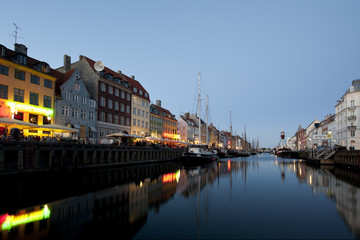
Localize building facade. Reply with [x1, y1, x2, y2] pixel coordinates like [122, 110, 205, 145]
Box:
[54, 68, 97, 142]
[149, 100, 178, 140]
[57, 55, 132, 142]
[0, 43, 56, 137]
[177, 113, 196, 144]
[335, 80, 360, 149]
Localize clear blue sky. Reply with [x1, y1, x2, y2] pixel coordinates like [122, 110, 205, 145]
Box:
[1, 0, 360, 148]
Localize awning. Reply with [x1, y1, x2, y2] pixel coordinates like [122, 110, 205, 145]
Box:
[34, 124, 79, 133]
[107, 132, 144, 139]
[89, 126, 97, 132]
[0, 117, 38, 129]
[73, 124, 80, 129]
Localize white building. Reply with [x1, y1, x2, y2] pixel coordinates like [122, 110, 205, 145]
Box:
[335, 79, 360, 149]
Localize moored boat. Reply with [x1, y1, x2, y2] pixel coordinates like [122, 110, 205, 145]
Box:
[182, 144, 218, 165]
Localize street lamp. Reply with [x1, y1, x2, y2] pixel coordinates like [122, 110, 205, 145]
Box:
[328, 130, 332, 148]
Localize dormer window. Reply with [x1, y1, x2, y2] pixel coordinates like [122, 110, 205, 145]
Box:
[35, 62, 50, 73]
[145, 92, 148, 98]
[17, 54, 27, 65]
[133, 87, 137, 93]
[139, 90, 143, 95]
[113, 77, 121, 84]
[104, 73, 113, 80]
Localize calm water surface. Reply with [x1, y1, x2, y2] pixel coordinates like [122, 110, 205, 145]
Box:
[0, 153, 359, 239]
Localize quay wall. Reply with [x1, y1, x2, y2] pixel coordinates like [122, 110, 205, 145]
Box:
[0, 141, 185, 174]
[334, 150, 360, 169]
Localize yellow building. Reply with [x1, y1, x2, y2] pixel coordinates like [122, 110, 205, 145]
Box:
[0, 44, 56, 137]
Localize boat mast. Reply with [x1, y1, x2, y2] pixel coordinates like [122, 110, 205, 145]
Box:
[198, 72, 201, 145]
[230, 110, 232, 149]
[206, 95, 209, 145]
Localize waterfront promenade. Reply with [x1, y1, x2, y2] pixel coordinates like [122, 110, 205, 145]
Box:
[0, 140, 185, 174]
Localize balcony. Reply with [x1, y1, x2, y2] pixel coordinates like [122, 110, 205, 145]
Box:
[348, 115, 356, 121]
[348, 106, 356, 111]
[348, 126, 357, 131]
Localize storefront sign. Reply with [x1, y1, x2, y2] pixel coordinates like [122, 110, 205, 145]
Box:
[7, 101, 53, 116]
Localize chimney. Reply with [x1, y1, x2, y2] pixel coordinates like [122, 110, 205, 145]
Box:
[156, 100, 161, 107]
[117, 70, 122, 74]
[14, 43, 27, 55]
[64, 55, 71, 72]
[131, 75, 135, 80]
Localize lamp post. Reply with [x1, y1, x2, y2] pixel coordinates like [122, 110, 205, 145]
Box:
[328, 130, 332, 148]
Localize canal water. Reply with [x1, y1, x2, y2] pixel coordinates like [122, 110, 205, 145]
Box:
[0, 153, 359, 239]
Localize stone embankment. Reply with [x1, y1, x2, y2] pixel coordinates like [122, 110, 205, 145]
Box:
[0, 141, 185, 174]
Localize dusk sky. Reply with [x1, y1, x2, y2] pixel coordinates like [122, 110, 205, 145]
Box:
[1, 0, 360, 148]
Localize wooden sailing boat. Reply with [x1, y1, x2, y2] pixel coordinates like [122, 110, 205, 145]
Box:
[182, 73, 218, 164]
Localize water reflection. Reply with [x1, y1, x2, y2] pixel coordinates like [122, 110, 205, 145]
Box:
[0, 155, 359, 239]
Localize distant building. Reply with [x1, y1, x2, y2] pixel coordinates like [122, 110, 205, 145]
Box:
[335, 80, 360, 149]
[177, 113, 197, 144]
[150, 100, 178, 140]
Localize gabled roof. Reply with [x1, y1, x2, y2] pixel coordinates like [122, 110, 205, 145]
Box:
[53, 69, 76, 97]
[151, 104, 175, 120]
[82, 56, 150, 101]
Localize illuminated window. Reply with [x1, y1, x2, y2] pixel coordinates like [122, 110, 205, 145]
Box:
[15, 69, 25, 80]
[43, 95, 52, 108]
[44, 79, 52, 88]
[74, 83, 80, 91]
[0, 84, 8, 99]
[0, 65, 9, 76]
[30, 75, 40, 85]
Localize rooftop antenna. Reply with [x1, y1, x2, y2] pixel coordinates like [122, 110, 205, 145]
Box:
[10, 23, 23, 44]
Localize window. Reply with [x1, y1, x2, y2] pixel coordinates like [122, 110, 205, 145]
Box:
[100, 82, 106, 92]
[121, 103, 125, 112]
[72, 108, 78, 118]
[145, 92, 148, 98]
[89, 112, 95, 120]
[89, 99, 96, 107]
[133, 87, 137, 93]
[351, 100, 355, 107]
[108, 113, 112, 123]
[81, 110, 86, 119]
[146, 102, 149, 107]
[142, 121, 144, 127]
[139, 90, 143, 95]
[114, 115, 119, 124]
[126, 93, 130, 101]
[0, 65, 9, 76]
[137, 109, 141, 115]
[82, 97, 87, 104]
[120, 116, 124, 125]
[351, 131, 355, 137]
[100, 128, 105, 137]
[142, 110, 145, 117]
[14, 88, 24, 102]
[0, 84, 8, 99]
[108, 86, 113, 94]
[115, 88, 119, 97]
[114, 101, 119, 110]
[126, 118, 130, 126]
[15, 69, 25, 80]
[133, 118, 136, 126]
[133, 107, 137, 114]
[137, 120, 140, 126]
[121, 91, 125, 99]
[146, 111, 148, 118]
[72, 94, 79, 102]
[74, 83, 80, 91]
[64, 92, 70, 100]
[126, 105, 130, 114]
[108, 99, 113, 109]
[142, 100, 145, 106]
[17, 54, 27, 65]
[100, 97, 105, 107]
[43, 95, 52, 108]
[146, 122, 148, 128]
[62, 105, 70, 116]
[30, 75, 40, 85]
[44, 79, 53, 88]
[100, 112, 105, 121]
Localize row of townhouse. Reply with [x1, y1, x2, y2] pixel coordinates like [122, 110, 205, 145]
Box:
[288, 79, 360, 150]
[0, 42, 249, 146]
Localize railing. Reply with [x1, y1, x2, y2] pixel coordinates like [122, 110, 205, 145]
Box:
[348, 115, 356, 121]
